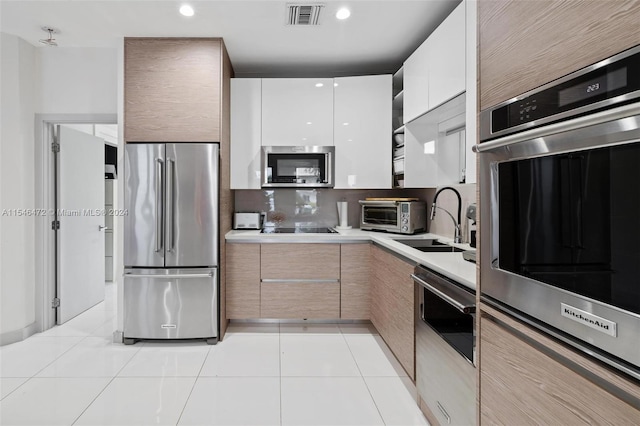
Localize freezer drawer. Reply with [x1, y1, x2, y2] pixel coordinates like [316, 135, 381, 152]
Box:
[123, 268, 218, 341]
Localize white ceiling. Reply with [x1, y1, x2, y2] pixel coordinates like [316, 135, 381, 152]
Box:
[0, 0, 461, 77]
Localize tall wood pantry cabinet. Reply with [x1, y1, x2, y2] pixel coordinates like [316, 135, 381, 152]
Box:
[123, 37, 234, 338]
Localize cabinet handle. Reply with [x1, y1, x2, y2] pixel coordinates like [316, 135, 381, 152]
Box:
[437, 401, 451, 424]
[260, 279, 339, 283]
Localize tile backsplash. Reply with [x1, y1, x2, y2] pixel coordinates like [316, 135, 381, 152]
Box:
[234, 184, 477, 241]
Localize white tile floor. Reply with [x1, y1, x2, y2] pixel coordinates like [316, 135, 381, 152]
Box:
[0, 283, 428, 426]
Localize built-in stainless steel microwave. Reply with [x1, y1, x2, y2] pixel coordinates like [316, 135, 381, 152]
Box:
[262, 146, 334, 188]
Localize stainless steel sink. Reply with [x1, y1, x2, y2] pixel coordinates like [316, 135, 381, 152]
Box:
[394, 239, 464, 253]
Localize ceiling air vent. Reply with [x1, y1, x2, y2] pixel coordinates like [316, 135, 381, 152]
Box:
[287, 4, 323, 25]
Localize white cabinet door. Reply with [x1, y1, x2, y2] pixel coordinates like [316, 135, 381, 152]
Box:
[404, 118, 438, 188]
[334, 75, 392, 189]
[403, 39, 431, 124]
[428, 2, 466, 110]
[262, 78, 334, 146]
[231, 78, 262, 189]
[403, 1, 466, 124]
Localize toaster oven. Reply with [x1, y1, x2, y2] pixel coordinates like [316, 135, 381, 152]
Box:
[359, 200, 426, 234]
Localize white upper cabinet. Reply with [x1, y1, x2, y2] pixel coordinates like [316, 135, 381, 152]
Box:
[403, 39, 431, 124]
[334, 75, 392, 189]
[230, 78, 262, 189]
[261, 78, 334, 146]
[403, 1, 466, 123]
[428, 2, 465, 109]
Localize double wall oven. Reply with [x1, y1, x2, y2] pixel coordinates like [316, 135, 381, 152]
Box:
[477, 45, 640, 379]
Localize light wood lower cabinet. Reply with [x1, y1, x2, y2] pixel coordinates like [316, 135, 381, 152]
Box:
[370, 245, 415, 379]
[261, 244, 340, 280]
[226, 244, 260, 319]
[261, 281, 340, 319]
[340, 244, 370, 319]
[480, 308, 640, 424]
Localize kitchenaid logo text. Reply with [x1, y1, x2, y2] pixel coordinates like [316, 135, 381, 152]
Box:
[561, 303, 617, 337]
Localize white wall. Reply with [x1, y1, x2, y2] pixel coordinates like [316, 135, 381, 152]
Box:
[1, 33, 119, 343]
[0, 33, 37, 340]
[37, 47, 117, 114]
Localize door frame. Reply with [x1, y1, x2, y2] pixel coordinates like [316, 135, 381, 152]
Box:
[34, 114, 117, 332]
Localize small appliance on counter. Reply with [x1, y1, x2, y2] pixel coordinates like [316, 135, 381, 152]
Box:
[359, 198, 426, 234]
[233, 212, 264, 230]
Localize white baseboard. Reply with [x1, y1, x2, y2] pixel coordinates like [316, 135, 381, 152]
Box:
[0, 322, 39, 346]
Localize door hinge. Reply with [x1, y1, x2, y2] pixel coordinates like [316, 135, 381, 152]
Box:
[51, 142, 60, 153]
[51, 220, 60, 230]
[51, 297, 60, 308]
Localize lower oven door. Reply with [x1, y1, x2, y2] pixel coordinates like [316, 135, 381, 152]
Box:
[478, 106, 640, 378]
[413, 266, 476, 425]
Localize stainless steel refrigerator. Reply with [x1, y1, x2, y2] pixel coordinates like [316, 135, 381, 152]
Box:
[123, 143, 219, 344]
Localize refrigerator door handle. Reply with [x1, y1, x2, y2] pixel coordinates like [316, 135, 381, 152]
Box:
[155, 158, 164, 253]
[167, 159, 176, 252]
[124, 272, 214, 279]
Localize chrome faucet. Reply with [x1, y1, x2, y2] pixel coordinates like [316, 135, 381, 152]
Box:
[430, 186, 462, 243]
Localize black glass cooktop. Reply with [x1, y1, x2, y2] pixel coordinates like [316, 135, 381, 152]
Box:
[261, 227, 338, 234]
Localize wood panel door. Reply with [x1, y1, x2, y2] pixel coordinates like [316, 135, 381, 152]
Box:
[226, 244, 260, 319]
[124, 38, 222, 142]
[370, 245, 415, 379]
[480, 310, 640, 424]
[479, 1, 640, 110]
[340, 244, 371, 320]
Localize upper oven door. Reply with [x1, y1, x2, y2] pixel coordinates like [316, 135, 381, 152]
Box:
[476, 105, 640, 375]
[262, 146, 334, 188]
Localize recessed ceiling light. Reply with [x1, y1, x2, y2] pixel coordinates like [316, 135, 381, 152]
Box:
[343, 122, 349, 126]
[315, 83, 324, 87]
[336, 8, 351, 20]
[179, 4, 194, 17]
[334, 82, 339, 87]
[306, 122, 313, 125]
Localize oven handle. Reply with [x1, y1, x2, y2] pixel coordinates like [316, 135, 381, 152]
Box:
[411, 273, 475, 314]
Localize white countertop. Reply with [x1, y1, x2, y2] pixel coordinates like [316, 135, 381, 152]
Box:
[226, 229, 477, 290]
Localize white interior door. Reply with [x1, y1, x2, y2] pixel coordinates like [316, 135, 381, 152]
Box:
[57, 125, 105, 324]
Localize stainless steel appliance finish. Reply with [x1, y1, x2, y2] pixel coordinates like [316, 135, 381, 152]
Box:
[261, 227, 338, 234]
[359, 200, 426, 234]
[477, 47, 640, 378]
[234, 212, 263, 230]
[124, 143, 219, 343]
[123, 268, 217, 342]
[479, 44, 640, 141]
[413, 265, 476, 425]
[262, 145, 334, 188]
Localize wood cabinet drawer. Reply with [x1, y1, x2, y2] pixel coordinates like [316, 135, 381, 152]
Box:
[480, 307, 640, 424]
[260, 281, 340, 319]
[261, 244, 340, 280]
